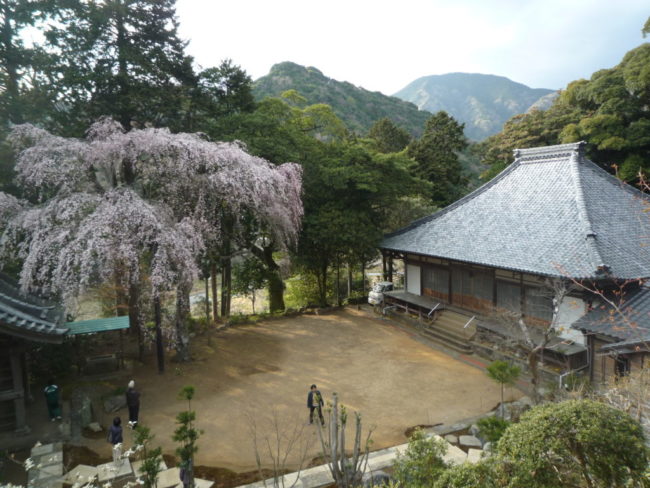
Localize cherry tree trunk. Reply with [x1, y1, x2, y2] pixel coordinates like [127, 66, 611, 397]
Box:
[221, 256, 231, 317]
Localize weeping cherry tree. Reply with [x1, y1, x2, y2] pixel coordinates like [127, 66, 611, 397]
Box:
[0, 118, 302, 365]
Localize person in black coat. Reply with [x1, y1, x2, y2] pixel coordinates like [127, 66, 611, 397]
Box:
[307, 384, 325, 425]
[107, 416, 123, 465]
[126, 380, 141, 428]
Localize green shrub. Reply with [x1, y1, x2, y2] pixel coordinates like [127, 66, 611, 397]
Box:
[497, 399, 648, 487]
[284, 274, 322, 309]
[477, 416, 510, 444]
[393, 429, 448, 487]
[433, 458, 500, 488]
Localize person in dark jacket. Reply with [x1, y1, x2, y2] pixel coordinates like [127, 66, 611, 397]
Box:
[107, 416, 123, 465]
[307, 384, 325, 425]
[43, 379, 62, 421]
[179, 459, 193, 488]
[126, 380, 141, 428]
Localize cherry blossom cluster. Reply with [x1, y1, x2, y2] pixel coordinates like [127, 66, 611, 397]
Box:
[0, 118, 303, 309]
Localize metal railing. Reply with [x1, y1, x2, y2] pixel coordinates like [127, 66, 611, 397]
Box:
[427, 303, 440, 318]
[463, 316, 476, 328]
[558, 364, 589, 389]
[382, 305, 398, 316]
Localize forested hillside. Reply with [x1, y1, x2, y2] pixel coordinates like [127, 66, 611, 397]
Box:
[253, 62, 432, 136]
[478, 42, 650, 181]
[394, 73, 555, 140]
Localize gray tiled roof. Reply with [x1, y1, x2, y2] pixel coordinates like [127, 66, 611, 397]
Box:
[573, 285, 650, 350]
[0, 274, 67, 343]
[382, 142, 650, 279]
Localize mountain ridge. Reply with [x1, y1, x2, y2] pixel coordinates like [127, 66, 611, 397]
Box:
[393, 72, 555, 140]
[253, 61, 432, 136]
[253, 62, 555, 141]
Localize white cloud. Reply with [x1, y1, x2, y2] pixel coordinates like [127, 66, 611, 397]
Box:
[176, 0, 648, 94]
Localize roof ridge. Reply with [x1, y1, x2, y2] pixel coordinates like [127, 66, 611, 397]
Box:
[569, 149, 608, 275]
[514, 142, 585, 163]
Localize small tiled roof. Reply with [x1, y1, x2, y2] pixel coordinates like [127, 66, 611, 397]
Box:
[381, 142, 650, 279]
[573, 285, 650, 351]
[0, 274, 67, 343]
[66, 315, 129, 335]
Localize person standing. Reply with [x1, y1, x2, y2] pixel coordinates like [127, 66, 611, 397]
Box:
[126, 380, 140, 428]
[179, 459, 193, 488]
[43, 379, 62, 421]
[307, 384, 325, 426]
[107, 416, 124, 466]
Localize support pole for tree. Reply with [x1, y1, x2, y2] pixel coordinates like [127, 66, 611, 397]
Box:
[347, 265, 352, 298]
[204, 276, 210, 325]
[154, 295, 164, 374]
[210, 262, 218, 323]
[336, 257, 341, 306]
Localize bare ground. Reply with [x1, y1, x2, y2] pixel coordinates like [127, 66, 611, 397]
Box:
[76, 308, 512, 473]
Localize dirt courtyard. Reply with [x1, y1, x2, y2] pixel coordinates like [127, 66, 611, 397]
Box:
[82, 308, 512, 472]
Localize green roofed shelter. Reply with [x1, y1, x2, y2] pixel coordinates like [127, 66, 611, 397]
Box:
[66, 315, 130, 335]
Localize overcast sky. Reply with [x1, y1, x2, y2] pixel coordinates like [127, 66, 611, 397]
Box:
[176, 0, 648, 95]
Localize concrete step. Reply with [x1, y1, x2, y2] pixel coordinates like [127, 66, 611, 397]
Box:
[435, 310, 474, 326]
[421, 326, 473, 354]
[432, 311, 477, 338]
[422, 310, 475, 353]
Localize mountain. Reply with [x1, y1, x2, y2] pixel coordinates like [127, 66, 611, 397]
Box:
[253, 62, 431, 136]
[393, 73, 555, 140]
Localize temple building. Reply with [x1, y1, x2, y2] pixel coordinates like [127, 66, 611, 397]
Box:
[0, 273, 129, 436]
[0, 274, 66, 434]
[379, 142, 650, 382]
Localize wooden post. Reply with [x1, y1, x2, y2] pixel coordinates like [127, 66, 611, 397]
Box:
[347, 265, 352, 298]
[210, 263, 218, 322]
[10, 352, 28, 434]
[154, 295, 164, 374]
[204, 275, 210, 324]
[335, 257, 340, 306]
[382, 253, 387, 281]
[119, 329, 124, 369]
[388, 255, 394, 283]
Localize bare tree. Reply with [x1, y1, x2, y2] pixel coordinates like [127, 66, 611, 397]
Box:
[247, 409, 315, 488]
[485, 277, 575, 403]
[316, 393, 374, 488]
[518, 278, 575, 403]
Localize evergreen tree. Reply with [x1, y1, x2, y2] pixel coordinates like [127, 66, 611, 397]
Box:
[45, 0, 196, 135]
[408, 111, 468, 207]
[480, 41, 650, 181]
[0, 0, 57, 128]
[367, 117, 412, 153]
